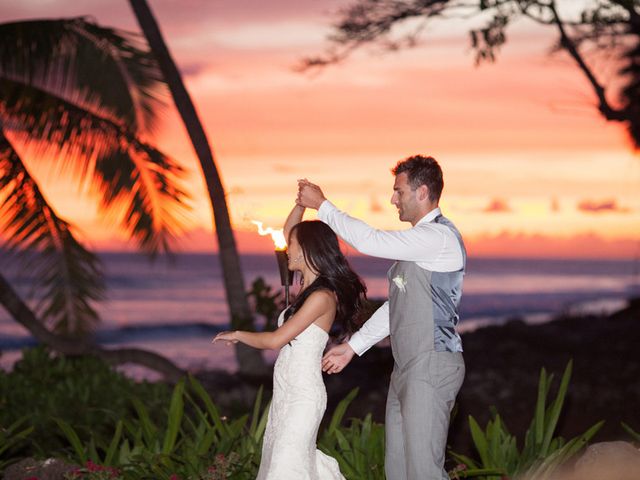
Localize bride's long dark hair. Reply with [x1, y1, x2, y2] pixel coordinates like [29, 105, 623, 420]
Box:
[283, 221, 367, 337]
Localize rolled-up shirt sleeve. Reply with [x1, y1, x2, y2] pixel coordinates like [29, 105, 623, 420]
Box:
[348, 301, 390, 356]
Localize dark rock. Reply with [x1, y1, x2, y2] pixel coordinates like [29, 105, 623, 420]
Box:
[4, 457, 77, 480]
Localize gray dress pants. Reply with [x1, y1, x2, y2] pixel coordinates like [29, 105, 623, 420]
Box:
[384, 351, 465, 480]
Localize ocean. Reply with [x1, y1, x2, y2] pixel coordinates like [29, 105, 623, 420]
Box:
[1, 253, 638, 377]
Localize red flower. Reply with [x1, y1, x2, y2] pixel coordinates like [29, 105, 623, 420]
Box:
[169, 474, 181, 480]
[108, 466, 121, 478]
[86, 460, 104, 472]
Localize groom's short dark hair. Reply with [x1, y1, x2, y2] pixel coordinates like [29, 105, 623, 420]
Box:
[392, 155, 443, 203]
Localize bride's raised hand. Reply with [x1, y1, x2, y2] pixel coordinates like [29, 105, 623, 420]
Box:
[212, 331, 239, 346]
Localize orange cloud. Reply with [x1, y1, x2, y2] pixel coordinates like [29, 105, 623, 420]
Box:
[369, 195, 383, 213]
[483, 198, 512, 213]
[82, 227, 639, 260]
[577, 199, 631, 214]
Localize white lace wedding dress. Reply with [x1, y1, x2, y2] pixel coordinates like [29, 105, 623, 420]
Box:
[256, 310, 345, 480]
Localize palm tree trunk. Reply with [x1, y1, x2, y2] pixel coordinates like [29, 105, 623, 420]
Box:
[128, 0, 267, 374]
[0, 272, 186, 381]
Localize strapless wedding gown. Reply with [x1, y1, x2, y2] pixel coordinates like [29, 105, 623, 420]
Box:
[256, 310, 345, 480]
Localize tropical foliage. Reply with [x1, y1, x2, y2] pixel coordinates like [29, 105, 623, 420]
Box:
[318, 388, 385, 479]
[0, 347, 171, 456]
[448, 360, 604, 479]
[4, 350, 619, 480]
[0, 17, 190, 334]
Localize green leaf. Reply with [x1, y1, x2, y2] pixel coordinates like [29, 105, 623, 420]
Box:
[53, 417, 86, 464]
[188, 375, 228, 436]
[622, 422, 640, 442]
[469, 415, 490, 467]
[248, 386, 263, 436]
[534, 367, 547, 446]
[104, 420, 123, 466]
[131, 396, 158, 449]
[541, 360, 572, 455]
[327, 387, 359, 435]
[162, 378, 185, 454]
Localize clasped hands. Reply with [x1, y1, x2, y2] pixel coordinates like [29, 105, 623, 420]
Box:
[296, 179, 326, 210]
[296, 179, 355, 374]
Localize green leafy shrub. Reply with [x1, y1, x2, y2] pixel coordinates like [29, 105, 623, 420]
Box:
[448, 360, 604, 479]
[0, 417, 33, 472]
[55, 376, 267, 479]
[0, 346, 170, 457]
[319, 388, 385, 480]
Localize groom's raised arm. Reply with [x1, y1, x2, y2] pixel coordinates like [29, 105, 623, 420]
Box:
[317, 200, 445, 263]
[297, 180, 462, 269]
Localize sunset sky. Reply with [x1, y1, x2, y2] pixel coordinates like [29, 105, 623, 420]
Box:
[2, 0, 639, 258]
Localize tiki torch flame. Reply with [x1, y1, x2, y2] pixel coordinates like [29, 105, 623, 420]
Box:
[251, 220, 287, 250]
[252, 220, 292, 304]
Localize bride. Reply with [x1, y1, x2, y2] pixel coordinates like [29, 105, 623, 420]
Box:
[212, 203, 367, 479]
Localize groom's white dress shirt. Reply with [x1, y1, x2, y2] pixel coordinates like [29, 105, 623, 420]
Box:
[317, 200, 464, 356]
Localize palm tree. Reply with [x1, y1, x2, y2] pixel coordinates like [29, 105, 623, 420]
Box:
[127, 0, 268, 374]
[0, 18, 190, 379]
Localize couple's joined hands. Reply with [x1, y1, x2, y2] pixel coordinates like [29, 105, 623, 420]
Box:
[296, 179, 326, 210]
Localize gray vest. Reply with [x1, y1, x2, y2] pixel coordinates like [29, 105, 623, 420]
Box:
[388, 215, 466, 369]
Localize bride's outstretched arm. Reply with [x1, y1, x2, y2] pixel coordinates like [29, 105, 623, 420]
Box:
[212, 290, 335, 350]
[283, 204, 305, 241]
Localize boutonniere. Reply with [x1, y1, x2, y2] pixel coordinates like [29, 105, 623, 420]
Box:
[392, 275, 407, 293]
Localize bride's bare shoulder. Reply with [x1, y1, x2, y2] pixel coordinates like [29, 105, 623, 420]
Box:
[307, 288, 337, 305]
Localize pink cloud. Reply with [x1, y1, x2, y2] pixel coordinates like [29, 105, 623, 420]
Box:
[483, 198, 512, 213]
[369, 195, 383, 213]
[467, 231, 638, 259]
[577, 199, 631, 214]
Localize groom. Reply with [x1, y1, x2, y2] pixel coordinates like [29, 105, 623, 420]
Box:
[297, 155, 466, 480]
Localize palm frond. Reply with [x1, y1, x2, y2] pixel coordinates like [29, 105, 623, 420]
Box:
[0, 17, 165, 133]
[0, 130, 104, 335]
[0, 77, 191, 255]
[92, 139, 191, 256]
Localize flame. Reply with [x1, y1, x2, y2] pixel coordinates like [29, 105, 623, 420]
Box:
[251, 220, 287, 250]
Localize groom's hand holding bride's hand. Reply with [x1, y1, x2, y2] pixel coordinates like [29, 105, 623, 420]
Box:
[322, 343, 356, 374]
[297, 179, 326, 210]
[212, 331, 239, 347]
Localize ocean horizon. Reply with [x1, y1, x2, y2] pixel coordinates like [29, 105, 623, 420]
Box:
[1, 252, 638, 377]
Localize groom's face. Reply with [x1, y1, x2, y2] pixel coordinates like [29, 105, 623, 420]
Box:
[391, 172, 419, 224]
